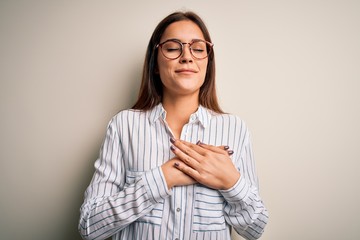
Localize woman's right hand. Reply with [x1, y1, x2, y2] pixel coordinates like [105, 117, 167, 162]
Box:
[161, 158, 196, 189]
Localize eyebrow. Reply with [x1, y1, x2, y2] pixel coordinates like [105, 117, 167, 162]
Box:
[162, 38, 206, 43]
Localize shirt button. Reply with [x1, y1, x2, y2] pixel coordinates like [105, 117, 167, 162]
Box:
[176, 208, 181, 212]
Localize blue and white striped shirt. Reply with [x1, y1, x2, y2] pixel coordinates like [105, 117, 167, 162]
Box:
[79, 104, 268, 240]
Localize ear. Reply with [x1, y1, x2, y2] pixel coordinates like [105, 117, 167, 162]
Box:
[154, 65, 159, 74]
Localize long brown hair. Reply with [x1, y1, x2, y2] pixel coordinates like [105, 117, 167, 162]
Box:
[132, 11, 223, 113]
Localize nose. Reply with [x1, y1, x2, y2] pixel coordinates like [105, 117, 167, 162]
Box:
[179, 43, 193, 63]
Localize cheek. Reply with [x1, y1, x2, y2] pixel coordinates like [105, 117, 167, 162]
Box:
[199, 61, 208, 78]
[158, 64, 179, 85]
[157, 57, 170, 75]
[198, 59, 208, 71]
[158, 65, 170, 80]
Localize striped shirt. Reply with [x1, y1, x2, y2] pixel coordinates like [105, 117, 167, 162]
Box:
[79, 104, 268, 240]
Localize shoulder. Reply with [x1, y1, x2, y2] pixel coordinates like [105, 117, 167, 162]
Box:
[209, 111, 251, 137]
[113, 108, 144, 120]
[210, 111, 247, 127]
[108, 108, 148, 128]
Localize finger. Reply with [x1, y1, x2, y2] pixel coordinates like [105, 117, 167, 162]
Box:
[218, 145, 234, 155]
[181, 140, 234, 156]
[197, 141, 229, 155]
[219, 145, 230, 151]
[172, 139, 204, 161]
[171, 145, 200, 169]
[179, 140, 208, 156]
[174, 162, 200, 181]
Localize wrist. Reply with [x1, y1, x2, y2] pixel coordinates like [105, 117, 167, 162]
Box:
[222, 171, 240, 190]
[161, 165, 174, 189]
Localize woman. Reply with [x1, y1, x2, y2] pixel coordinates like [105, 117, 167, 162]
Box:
[79, 11, 268, 240]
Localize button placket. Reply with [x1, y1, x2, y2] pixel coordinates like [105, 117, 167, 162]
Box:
[173, 187, 182, 240]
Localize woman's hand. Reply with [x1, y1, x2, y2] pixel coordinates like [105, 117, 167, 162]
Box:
[170, 139, 240, 190]
[161, 158, 196, 189]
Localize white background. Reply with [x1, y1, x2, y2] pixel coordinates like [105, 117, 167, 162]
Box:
[0, 1, 359, 239]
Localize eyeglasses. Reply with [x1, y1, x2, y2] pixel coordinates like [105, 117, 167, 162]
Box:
[156, 39, 214, 60]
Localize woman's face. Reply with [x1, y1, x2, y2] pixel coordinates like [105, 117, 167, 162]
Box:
[157, 20, 208, 99]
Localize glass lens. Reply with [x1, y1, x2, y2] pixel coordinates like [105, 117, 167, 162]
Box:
[161, 41, 182, 59]
[190, 41, 208, 59]
[159, 40, 211, 59]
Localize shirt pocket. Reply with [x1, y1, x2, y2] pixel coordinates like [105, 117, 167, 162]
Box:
[193, 184, 226, 232]
[125, 170, 164, 226]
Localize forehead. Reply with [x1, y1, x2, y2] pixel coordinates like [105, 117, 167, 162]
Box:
[160, 20, 205, 42]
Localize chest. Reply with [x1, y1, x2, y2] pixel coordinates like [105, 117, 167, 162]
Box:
[119, 117, 235, 171]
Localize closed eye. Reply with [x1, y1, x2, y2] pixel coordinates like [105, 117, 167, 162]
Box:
[165, 47, 181, 52]
[192, 48, 205, 52]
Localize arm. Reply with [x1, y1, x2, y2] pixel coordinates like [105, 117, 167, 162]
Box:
[78, 119, 171, 240]
[170, 131, 268, 239]
[219, 130, 268, 239]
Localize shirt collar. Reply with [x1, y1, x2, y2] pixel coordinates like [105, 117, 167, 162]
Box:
[148, 103, 166, 123]
[148, 103, 212, 128]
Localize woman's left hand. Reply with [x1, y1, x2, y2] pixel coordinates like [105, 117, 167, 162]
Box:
[170, 139, 240, 190]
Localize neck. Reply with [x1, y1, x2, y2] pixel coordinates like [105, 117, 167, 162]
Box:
[162, 94, 199, 119]
[161, 93, 199, 138]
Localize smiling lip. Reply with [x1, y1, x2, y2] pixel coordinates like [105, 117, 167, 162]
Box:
[175, 69, 198, 73]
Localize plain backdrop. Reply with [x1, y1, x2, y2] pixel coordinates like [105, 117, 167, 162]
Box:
[1, 1, 359, 240]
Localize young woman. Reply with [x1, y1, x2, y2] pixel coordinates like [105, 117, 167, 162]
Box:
[79, 11, 268, 240]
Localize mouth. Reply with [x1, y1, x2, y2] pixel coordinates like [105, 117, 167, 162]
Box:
[175, 69, 198, 74]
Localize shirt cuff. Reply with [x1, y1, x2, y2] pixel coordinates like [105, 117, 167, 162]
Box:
[142, 167, 172, 204]
[219, 176, 250, 203]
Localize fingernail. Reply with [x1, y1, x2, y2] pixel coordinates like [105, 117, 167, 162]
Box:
[174, 162, 179, 167]
[224, 145, 230, 150]
[170, 145, 176, 151]
[228, 150, 234, 155]
[196, 140, 202, 145]
[170, 137, 175, 143]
